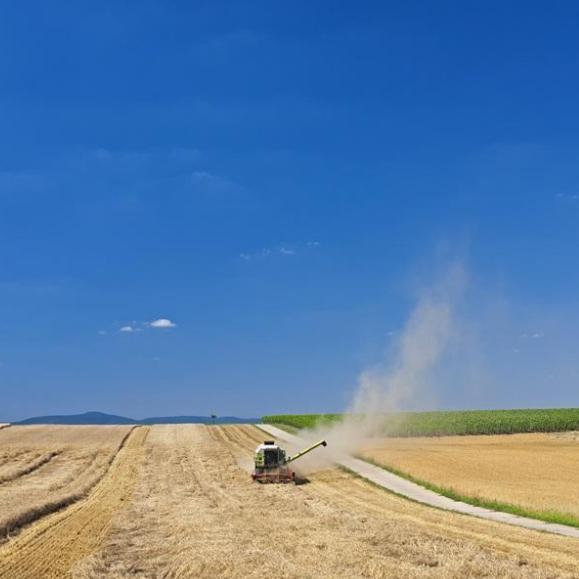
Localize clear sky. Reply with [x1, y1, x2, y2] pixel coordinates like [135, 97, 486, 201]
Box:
[2, 1, 579, 420]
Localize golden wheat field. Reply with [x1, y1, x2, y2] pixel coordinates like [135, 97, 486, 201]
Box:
[0, 425, 578, 578]
[360, 432, 579, 519]
[0, 425, 134, 542]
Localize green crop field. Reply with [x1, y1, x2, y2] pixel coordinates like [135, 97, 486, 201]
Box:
[262, 408, 579, 437]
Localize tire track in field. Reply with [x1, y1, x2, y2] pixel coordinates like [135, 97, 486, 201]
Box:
[0, 426, 148, 579]
[0, 451, 61, 486]
[0, 450, 43, 471]
[0, 427, 137, 541]
[210, 423, 262, 454]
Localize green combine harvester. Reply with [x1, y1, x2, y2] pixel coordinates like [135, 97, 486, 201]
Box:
[252, 438, 327, 483]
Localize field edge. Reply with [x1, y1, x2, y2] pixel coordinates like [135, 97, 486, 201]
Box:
[361, 456, 579, 530]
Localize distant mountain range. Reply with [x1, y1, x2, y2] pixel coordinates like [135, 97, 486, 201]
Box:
[15, 411, 260, 425]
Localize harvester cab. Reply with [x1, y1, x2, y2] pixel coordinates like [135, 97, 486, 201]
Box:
[252, 439, 327, 483]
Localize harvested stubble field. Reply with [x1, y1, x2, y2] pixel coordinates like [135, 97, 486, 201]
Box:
[0, 425, 578, 578]
[0, 425, 134, 541]
[360, 432, 579, 524]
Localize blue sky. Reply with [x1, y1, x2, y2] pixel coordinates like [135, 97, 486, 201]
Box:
[2, 1, 579, 420]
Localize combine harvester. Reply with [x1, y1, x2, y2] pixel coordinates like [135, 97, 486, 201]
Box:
[252, 439, 327, 483]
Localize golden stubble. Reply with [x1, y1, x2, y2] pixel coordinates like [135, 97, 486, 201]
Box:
[361, 432, 579, 518]
[0, 426, 147, 579]
[0, 426, 135, 541]
[73, 425, 579, 578]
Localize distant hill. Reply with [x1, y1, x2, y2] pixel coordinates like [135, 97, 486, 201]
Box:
[16, 411, 137, 425]
[15, 411, 260, 425]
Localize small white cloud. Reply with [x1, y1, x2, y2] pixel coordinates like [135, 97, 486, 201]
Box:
[153, 356, 161, 361]
[191, 171, 213, 181]
[189, 171, 235, 192]
[98, 330, 107, 335]
[556, 193, 579, 202]
[150, 318, 176, 329]
[240, 241, 319, 261]
[120, 326, 134, 333]
[520, 331, 544, 340]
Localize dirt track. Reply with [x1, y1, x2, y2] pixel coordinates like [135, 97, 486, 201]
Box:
[0, 424, 578, 578]
[0, 427, 147, 579]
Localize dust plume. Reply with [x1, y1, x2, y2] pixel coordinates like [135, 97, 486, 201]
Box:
[294, 263, 467, 472]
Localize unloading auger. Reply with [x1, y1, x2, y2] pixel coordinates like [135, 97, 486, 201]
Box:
[251, 439, 328, 483]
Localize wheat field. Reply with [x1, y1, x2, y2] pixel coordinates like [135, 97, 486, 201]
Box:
[0, 425, 133, 542]
[0, 424, 578, 578]
[74, 425, 579, 578]
[360, 432, 579, 519]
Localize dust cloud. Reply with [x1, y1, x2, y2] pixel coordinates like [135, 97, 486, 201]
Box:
[294, 263, 468, 473]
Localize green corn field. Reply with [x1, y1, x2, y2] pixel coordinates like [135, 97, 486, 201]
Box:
[262, 408, 579, 437]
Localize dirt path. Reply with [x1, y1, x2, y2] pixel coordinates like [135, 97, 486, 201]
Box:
[0, 426, 148, 579]
[73, 425, 579, 578]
